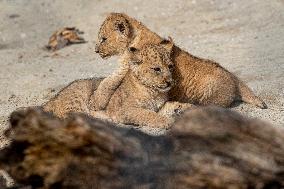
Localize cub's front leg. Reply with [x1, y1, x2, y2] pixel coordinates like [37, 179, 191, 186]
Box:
[89, 64, 128, 110]
[158, 101, 194, 119]
[117, 107, 174, 129]
[88, 110, 113, 122]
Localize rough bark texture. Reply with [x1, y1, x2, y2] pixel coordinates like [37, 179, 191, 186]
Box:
[0, 107, 283, 189]
[0, 176, 6, 189]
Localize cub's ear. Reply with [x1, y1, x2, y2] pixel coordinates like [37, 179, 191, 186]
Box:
[114, 17, 131, 37]
[128, 47, 142, 65]
[160, 36, 174, 54]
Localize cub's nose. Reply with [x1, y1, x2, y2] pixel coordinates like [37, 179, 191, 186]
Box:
[165, 81, 172, 87]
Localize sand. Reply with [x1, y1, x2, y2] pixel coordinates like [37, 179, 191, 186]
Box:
[0, 0, 284, 148]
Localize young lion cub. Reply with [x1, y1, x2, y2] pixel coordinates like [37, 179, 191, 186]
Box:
[43, 44, 192, 127]
[91, 44, 193, 128]
[94, 13, 267, 109]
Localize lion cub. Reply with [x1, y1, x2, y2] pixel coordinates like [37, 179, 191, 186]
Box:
[43, 44, 192, 127]
[43, 78, 104, 118]
[94, 13, 267, 109]
[91, 44, 193, 128]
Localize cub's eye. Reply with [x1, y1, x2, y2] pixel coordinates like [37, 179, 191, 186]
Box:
[101, 37, 107, 43]
[152, 67, 161, 72]
[168, 65, 174, 70]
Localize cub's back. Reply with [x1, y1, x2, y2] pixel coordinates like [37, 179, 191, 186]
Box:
[43, 78, 104, 118]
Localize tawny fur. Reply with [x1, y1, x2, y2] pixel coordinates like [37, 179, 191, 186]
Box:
[89, 60, 129, 111]
[42, 78, 192, 122]
[42, 45, 193, 127]
[91, 44, 194, 128]
[95, 13, 267, 109]
[91, 13, 164, 110]
[43, 78, 104, 118]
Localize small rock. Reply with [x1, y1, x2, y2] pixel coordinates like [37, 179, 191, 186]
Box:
[8, 14, 20, 19]
[18, 54, 23, 59]
[8, 94, 16, 102]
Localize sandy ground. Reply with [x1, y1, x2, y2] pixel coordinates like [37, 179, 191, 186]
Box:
[0, 0, 284, 148]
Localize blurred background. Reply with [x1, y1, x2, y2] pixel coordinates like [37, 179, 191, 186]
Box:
[0, 0, 283, 140]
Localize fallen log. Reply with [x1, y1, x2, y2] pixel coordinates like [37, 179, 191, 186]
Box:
[0, 107, 283, 189]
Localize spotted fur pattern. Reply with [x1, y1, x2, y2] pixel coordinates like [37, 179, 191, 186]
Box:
[95, 13, 267, 109]
[91, 44, 194, 128]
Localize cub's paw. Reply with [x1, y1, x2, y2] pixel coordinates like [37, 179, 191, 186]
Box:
[159, 102, 194, 118]
[89, 94, 107, 111]
[173, 103, 193, 116]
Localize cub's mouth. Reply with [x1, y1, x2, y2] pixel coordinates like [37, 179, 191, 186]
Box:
[99, 53, 111, 59]
[157, 84, 172, 92]
[96, 51, 111, 59]
[95, 46, 111, 59]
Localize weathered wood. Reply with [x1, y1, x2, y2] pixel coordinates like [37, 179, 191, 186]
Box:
[0, 107, 283, 189]
[0, 176, 6, 189]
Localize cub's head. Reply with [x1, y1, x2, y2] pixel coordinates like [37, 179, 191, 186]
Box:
[95, 13, 132, 59]
[126, 41, 175, 92]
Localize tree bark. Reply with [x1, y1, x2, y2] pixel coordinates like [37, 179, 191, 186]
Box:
[0, 107, 283, 189]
